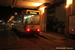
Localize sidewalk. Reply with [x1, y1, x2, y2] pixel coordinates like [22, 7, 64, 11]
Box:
[40, 32, 75, 48]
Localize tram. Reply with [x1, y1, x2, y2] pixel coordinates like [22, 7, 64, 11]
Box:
[13, 10, 40, 35]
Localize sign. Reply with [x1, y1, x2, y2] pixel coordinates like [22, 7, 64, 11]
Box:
[30, 12, 37, 14]
[28, 11, 39, 14]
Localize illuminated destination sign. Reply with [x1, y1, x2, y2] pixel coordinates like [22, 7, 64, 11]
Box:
[30, 12, 37, 14]
[28, 11, 39, 14]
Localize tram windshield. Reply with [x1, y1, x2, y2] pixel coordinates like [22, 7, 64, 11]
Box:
[23, 14, 40, 25]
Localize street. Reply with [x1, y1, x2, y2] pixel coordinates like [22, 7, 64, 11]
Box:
[0, 26, 75, 50]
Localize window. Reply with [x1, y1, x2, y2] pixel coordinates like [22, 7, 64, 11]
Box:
[23, 15, 40, 25]
[16, 15, 22, 24]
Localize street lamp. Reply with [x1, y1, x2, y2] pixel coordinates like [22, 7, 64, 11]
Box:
[15, 12, 17, 15]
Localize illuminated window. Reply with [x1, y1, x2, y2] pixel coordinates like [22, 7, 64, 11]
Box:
[23, 15, 40, 25]
[16, 15, 22, 23]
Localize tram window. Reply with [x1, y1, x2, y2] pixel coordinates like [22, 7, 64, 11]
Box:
[16, 15, 22, 24]
[23, 15, 40, 25]
[25, 19, 28, 24]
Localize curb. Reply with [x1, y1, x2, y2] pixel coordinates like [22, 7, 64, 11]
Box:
[11, 29, 20, 41]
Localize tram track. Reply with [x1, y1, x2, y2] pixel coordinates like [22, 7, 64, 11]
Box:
[12, 29, 63, 49]
[27, 35, 57, 50]
[35, 35, 64, 47]
[28, 38, 45, 50]
[37, 34, 50, 40]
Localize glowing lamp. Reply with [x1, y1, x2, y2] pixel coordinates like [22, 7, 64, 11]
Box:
[72, 29, 74, 31]
[33, 3, 43, 6]
[66, 0, 73, 8]
[37, 28, 40, 32]
[15, 13, 17, 15]
[39, 6, 47, 14]
[26, 28, 30, 32]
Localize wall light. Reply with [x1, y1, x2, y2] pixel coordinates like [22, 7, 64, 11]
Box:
[39, 6, 47, 14]
[65, 5, 69, 8]
[66, 0, 73, 8]
[33, 3, 43, 6]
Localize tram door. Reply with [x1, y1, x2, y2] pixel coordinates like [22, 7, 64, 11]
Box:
[46, 18, 58, 32]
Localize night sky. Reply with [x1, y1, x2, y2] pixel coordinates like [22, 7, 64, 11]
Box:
[0, 6, 27, 22]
